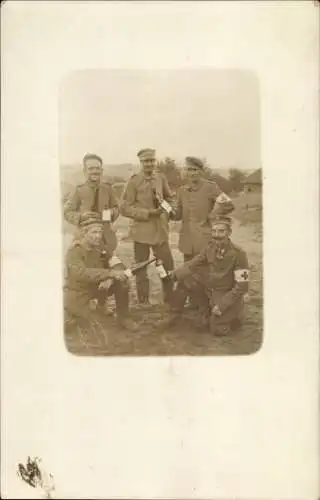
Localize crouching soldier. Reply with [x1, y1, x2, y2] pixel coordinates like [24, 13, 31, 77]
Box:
[160, 215, 249, 336]
[64, 214, 138, 333]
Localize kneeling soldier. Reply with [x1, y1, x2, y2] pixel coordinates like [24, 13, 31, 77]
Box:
[64, 214, 138, 332]
[162, 215, 249, 335]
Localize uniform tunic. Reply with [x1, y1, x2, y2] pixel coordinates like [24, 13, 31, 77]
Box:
[173, 238, 249, 326]
[64, 180, 119, 253]
[173, 179, 234, 256]
[120, 171, 173, 245]
[64, 242, 129, 319]
[120, 171, 175, 303]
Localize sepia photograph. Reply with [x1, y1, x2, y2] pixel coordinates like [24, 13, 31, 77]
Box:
[2, 2, 318, 498]
[60, 68, 263, 356]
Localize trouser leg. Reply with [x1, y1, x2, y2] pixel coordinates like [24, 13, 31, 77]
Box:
[171, 275, 210, 314]
[183, 253, 198, 307]
[152, 241, 174, 304]
[134, 242, 150, 303]
[184, 254, 194, 263]
[209, 292, 244, 335]
[108, 280, 130, 319]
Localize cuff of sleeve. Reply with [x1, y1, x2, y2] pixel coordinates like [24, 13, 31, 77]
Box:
[135, 209, 150, 220]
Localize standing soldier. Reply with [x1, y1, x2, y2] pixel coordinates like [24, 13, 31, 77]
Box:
[174, 156, 235, 258]
[64, 153, 119, 255]
[172, 156, 235, 307]
[160, 215, 250, 335]
[120, 148, 175, 305]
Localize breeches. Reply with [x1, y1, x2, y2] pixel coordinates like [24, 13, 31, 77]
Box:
[133, 241, 174, 303]
[64, 279, 130, 320]
[172, 273, 244, 326]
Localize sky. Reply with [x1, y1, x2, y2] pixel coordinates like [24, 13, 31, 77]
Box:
[59, 68, 260, 169]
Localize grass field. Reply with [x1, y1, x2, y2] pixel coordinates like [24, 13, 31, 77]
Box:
[63, 193, 263, 356]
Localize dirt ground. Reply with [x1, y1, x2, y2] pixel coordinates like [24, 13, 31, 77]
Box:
[63, 209, 263, 357]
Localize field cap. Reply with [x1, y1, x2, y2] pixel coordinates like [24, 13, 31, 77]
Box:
[137, 148, 156, 160]
[211, 214, 233, 229]
[185, 156, 204, 169]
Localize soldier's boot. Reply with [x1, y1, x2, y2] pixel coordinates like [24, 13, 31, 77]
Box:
[192, 308, 210, 331]
[209, 314, 231, 337]
[156, 282, 187, 330]
[114, 280, 139, 332]
[215, 324, 231, 336]
[135, 267, 151, 305]
[162, 279, 174, 306]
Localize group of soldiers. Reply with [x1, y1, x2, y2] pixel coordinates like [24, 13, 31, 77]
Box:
[63, 148, 250, 337]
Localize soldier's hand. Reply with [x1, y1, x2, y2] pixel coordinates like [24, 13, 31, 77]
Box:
[167, 270, 177, 281]
[81, 211, 99, 220]
[99, 279, 113, 290]
[212, 305, 222, 316]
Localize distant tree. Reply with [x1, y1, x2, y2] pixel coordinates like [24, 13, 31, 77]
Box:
[201, 161, 233, 194]
[157, 157, 183, 192]
[103, 175, 126, 184]
[228, 168, 246, 192]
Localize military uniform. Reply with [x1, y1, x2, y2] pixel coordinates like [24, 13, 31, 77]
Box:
[64, 241, 131, 323]
[64, 180, 119, 254]
[171, 237, 249, 335]
[120, 168, 175, 303]
[174, 177, 234, 258]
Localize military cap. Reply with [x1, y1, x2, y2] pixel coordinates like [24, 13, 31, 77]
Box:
[78, 212, 103, 229]
[211, 214, 233, 229]
[185, 156, 204, 169]
[137, 148, 156, 160]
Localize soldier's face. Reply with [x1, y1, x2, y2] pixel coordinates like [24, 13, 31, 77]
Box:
[85, 225, 103, 246]
[141, 158, 156, 176]
[84, 159, 103, 182]
[212, 223, 230, 241]
[186, 165, 201, 183]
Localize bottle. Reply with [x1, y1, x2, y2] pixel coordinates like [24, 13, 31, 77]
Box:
[152, 188, 174, 216]
[155, 259, 169, 279]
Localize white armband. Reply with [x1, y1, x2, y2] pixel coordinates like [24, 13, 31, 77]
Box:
[234, 269, 250, 282]
[216, 192, 232, 204]
[124, 268, 133, 278]
[108, 256, 122, 267]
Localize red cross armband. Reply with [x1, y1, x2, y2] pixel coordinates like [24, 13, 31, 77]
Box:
[234, 268, 250, 283]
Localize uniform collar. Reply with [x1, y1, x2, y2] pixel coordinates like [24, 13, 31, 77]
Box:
[138, 170, 156, 182]
[186, 178, 204, 191]
[85, 179, 101, 189]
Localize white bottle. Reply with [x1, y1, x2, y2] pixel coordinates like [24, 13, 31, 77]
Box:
[155, 259, 168, 279]
[160, 199, 173, 214]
